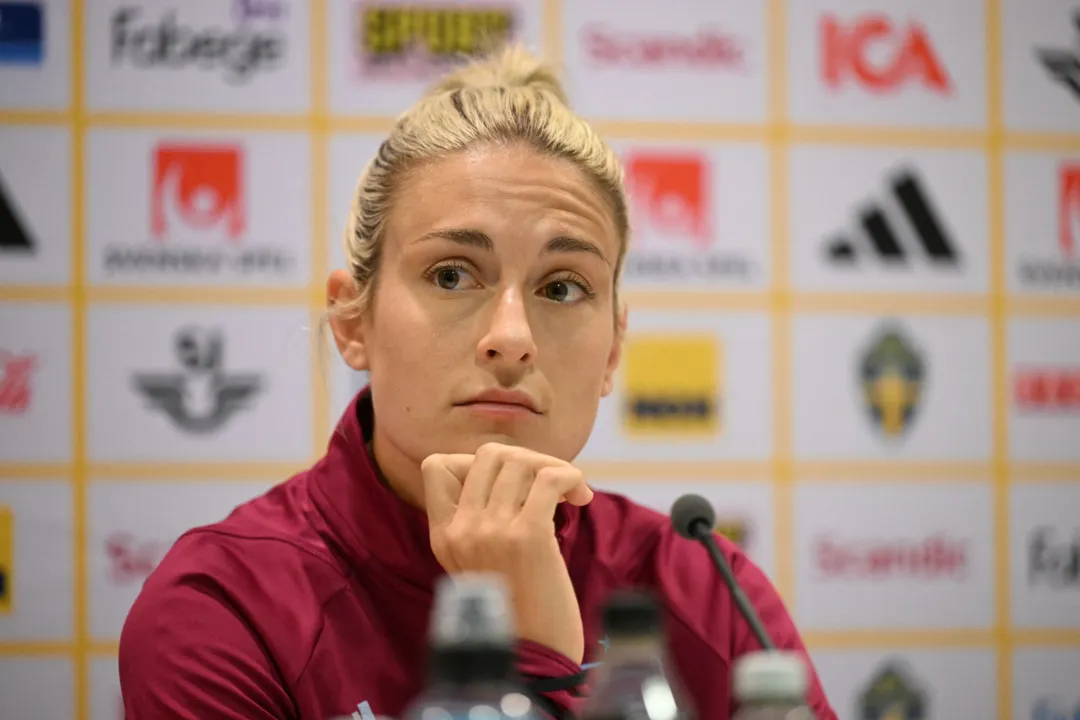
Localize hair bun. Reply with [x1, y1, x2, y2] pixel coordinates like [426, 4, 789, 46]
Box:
[424, 44, 569, 106]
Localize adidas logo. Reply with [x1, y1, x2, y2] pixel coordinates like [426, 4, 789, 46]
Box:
[825, 168, 960, 268]
[0, 170, 34, 253]
[1035, 10, 1080, 101]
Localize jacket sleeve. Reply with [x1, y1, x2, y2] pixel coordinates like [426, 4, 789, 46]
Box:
[514, 639, 586, 720]
[119, 571, 295, 720]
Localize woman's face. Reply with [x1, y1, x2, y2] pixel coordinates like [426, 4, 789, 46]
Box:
[334, 142, 625, 465]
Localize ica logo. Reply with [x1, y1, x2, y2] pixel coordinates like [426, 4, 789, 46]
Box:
[821, 14, 951, 94]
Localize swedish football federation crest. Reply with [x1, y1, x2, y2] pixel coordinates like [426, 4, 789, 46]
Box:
[858, 661, 927, 720]
[858, 324, 925, 437]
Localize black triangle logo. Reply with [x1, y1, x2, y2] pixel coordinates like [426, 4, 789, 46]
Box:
[0, 172, 35, 252]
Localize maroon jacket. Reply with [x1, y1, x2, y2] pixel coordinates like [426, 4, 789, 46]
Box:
[119, 391, 836, 719]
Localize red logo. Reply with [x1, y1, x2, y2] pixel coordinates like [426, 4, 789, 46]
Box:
[625, 151, 712, 249]
[105, 532, 166, 585]
[0, 351, 36, 414]
[1060, 164, 1080, 258]
[151, 144, 244, 242]
[815, 534, 969, 579]
[821, 14, 951, 93]
[581, 26, 744, 69]
[1015, 368, 1080, 411]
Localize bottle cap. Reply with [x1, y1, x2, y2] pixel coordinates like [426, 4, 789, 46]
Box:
[733, 650, 809, 703]
[430, 572, 514, 649]
[601, 589, 662, 636]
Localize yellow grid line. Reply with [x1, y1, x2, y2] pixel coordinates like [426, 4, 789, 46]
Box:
[70, 0, 88, 717]
[986, 1, 1012, 718]
[310, 0, 330, 460]
[768, 0, 795, 610]
[542, 0, 563, 71]
[85, 463, 305, 481]
[0, 464, 72, 479]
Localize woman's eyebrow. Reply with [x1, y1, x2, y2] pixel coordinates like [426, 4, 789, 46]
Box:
[416, 229, 610, 265]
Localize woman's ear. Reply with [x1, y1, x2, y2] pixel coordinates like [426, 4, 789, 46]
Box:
[601, 302, 627, 398]
[327, 269, 370, 372]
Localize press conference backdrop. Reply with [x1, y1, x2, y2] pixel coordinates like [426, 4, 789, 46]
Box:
[1, 0, 1079, 718]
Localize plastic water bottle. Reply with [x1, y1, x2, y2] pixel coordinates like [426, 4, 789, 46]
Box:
[580, 590, 694, 720]
[731, 651, 814, 720]
[401, 572, 541, 720]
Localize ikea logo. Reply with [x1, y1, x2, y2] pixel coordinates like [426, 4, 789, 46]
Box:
[622, 335, 721, 436]
[0, 504, 12, 615]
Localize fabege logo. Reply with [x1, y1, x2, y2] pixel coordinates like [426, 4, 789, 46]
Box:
[110, 1, 287, 85]
[152, 143, 244, 243]
[1014, 368, 1080, 412]
[105, 532, 167, 586]
[815, 533, 969, 581]
[0, 350, 36, 414]
[1028, 526, 1080, 589]
[821, 14, 951, 94]
[626, 151, 712, 250]
[622, 334, 721, 437]
[581, 26, 744, 70]
[0, 505, 12, 615]
[356, 5, 516, 79]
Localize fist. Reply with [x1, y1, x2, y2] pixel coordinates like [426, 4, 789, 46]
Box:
[421, 442, 594, 664]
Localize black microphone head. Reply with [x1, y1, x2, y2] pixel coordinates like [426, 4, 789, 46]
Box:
[670, 494, 716, 540]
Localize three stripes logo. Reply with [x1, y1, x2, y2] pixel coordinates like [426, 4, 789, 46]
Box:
[825, 168, 961, 268]
[0, 169, 34, 253]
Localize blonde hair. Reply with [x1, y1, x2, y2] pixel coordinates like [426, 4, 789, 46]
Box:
[334, 44, 630, 318]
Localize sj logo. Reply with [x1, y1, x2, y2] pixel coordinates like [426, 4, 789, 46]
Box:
[821, 14, 951, 93]
[0, 505, 13, 615]
[151, 143, 245, 243]
[622, 335, 721, 437]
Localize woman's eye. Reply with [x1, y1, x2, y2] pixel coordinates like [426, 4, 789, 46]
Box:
[431, 265, 477, 291]
[541, 280, 587, 303]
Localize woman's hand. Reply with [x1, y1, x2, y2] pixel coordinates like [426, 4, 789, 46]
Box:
[421, 442, 594, 665]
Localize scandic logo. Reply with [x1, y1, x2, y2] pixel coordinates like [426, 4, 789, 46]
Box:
[814, 534, 969, 580]
[356, 6, 515, 78]
[581, 26, 744, 69]
[105, 532, 166, 586]
[821, 14, 951, 93]
[1014, 368, 1080, 411]
[152, 144, 245, 242]
[103, 142, 294, 277]
[0, 350, 35, 414]
[622, 335, 720, 437]
[826, 168, 960, 268]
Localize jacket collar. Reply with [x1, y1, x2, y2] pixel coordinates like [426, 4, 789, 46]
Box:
[309, 388, 582, 593]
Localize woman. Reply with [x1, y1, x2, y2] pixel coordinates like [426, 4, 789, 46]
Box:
[119, 45, 837, 720]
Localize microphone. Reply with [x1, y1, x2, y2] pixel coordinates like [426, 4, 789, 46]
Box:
[670, 494, 776, 651]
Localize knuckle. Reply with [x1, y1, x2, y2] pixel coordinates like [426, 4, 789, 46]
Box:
[476, 442, 507, 459]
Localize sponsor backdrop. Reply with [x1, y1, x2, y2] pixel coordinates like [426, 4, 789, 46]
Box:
[0, 0, 1079, 718]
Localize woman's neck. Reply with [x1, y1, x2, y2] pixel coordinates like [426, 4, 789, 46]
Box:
[368, 427, 428, 512]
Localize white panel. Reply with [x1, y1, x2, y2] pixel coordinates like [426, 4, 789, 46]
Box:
[89, 655, 123, 720]
[0, 657, 74, 719]
[1012, 648, 1080, 719]
[790, 145, 989, 294]
[88, 480, 275, 640]
[580, 309, 772, 462]
[0, 303, 72, 463]
[328, 1, 544, 116]
[85, 0, 310, 113]
[795, 483, 994, 630]
[0, 0, 72, 110]
[563, 0, 767, 123]
[1002, 0, 1080, 133]
[792, 314, 992, 461]
[787, 0, 987, 128]
[0, 481, 73, 641]
[88, 304, 313, 462]
[1008, 318, 1080, 462]
[811, 649, 996, 719]
[1011, 484, 1080, 628]
[86, 128, 311, 287]
[0, 126, 71, 286]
